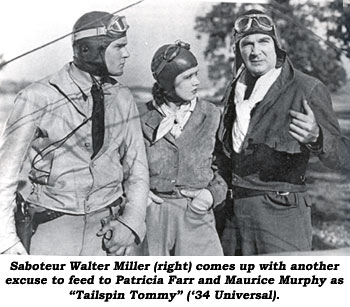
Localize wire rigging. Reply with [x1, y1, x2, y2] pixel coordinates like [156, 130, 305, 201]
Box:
[268, 0, 349, 59]
[0, 0, 349, 70]
[0, 0, 144, 69]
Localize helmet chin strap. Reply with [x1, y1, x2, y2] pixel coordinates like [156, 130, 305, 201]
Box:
[98, 47, 110, 77]
[73, 43, 110, 77]
[74, 57, 108, 77]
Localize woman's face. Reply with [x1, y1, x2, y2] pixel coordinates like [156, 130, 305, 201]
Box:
[174, 66, 200, 101]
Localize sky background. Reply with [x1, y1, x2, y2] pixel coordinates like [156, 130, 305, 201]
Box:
[0, 0, 348, 89]
[0, 0, 268, 89]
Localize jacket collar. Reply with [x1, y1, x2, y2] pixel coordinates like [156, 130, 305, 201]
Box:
[219, 58, 296, 155]
[143, 101, 176, 146]
[48, 63, 119, 117]
[246, 58, 295, 129]
[48, 63, 90, 98]
[49, 62, 118, 98]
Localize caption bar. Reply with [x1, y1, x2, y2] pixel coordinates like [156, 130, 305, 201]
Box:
[1, 257, 347, 305]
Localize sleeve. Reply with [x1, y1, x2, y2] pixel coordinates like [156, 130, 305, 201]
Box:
[206, 145, 228, 209]
[307, 82, 345, 170]
[205, 105, 229, 208]
[336, 136, 350, 171]
[0, 90, 38, 253]
[117, 94, 149, 243]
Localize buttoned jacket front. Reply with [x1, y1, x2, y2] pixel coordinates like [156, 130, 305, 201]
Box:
[0, 63, 149, 252]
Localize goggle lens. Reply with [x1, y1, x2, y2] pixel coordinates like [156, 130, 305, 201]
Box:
[163, 40, 190, 62]
[257, 16, 273, 28]
[108, 16, 129, 34]
[234, 14, 274, 33]
[237, 18, 250, 31]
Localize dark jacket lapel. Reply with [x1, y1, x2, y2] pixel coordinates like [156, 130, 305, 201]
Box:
[246, 59, 295, 133]
[142, 101, 177, 146]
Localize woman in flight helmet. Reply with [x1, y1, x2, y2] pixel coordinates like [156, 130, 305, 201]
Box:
[136, 40, 227, 256]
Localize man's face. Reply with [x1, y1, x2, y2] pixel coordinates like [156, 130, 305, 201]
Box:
[104, 37, 130, 76]
[239, 33, 277, 77]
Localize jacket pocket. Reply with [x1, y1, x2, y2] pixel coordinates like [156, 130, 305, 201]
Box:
[149, 162, 162, 176]
[186, 198, 213, 223]
[186, 198, 208, 216]
[302, 193, 313, 207]
[263, 192, 298, 210]
[197, 157, 213, 169]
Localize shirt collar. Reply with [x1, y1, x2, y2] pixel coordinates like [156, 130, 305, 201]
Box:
[68, 63, 117, 100]
[153, 98, 197, 117]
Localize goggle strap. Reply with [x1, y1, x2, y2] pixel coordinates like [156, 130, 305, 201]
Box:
[72, 16, 128, 42]
[153, 40, 190, 77]
[154, 60, 168, 77]
[73, 27, 108, 41]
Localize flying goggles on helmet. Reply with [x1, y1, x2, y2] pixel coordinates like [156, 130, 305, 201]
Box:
[153, 40, 191, 78]
[234, 13, 274, 34]
[72, 15, 129, 41]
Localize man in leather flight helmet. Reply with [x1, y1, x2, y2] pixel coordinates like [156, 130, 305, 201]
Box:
[0, 11, 149, 255]
[216, 9, 344, 255]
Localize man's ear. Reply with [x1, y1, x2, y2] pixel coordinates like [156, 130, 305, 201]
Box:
[82, 45, 89, 53]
